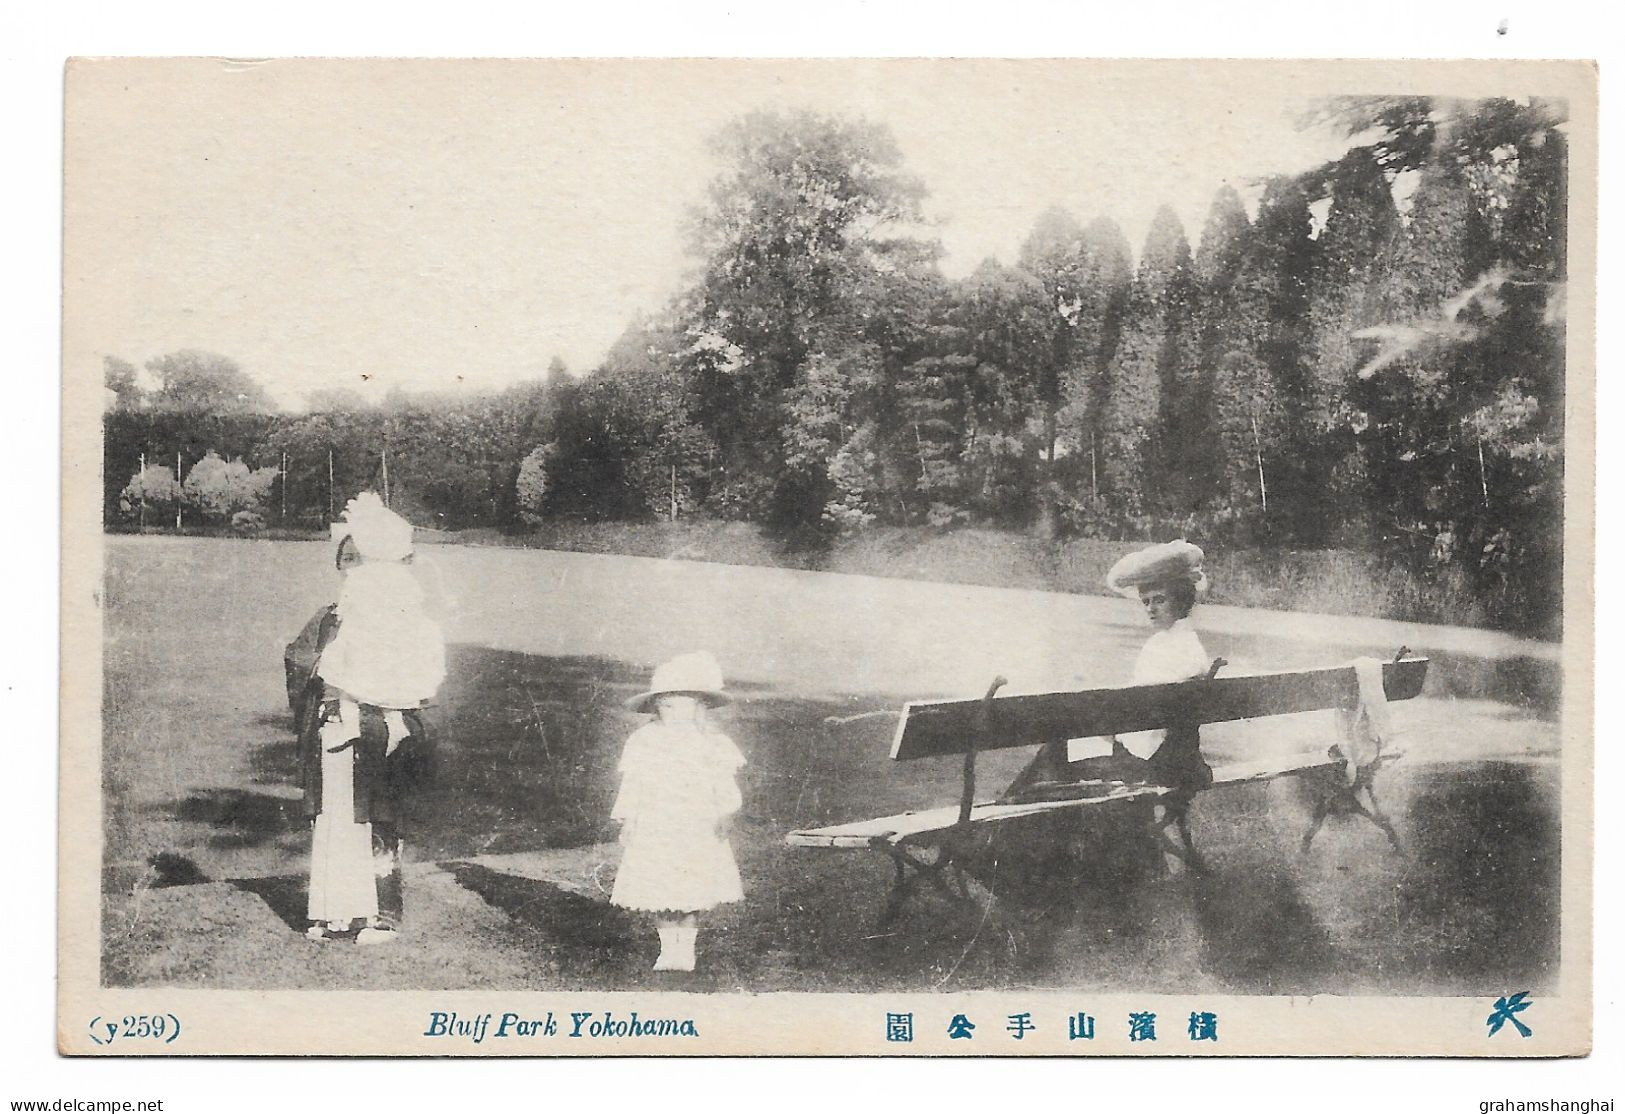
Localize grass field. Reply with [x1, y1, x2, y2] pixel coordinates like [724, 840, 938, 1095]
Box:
[99, 535, 1562, 993]
[439, 520, 1527, 634]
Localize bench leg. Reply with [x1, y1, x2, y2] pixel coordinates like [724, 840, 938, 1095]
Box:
[1172, 809, 1209, 875]
[881, 851, 920, 927]
[872, 838, 992, 926]
[1301, 771, 1403, 855]
[1300, 793, 1336, 854]
[1151, 804, 1209, 876]
[1356, 783, 1404, 854]
[875, 842, 943, 926]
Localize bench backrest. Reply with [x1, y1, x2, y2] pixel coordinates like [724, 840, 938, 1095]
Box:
[889, 657, 1428, 761]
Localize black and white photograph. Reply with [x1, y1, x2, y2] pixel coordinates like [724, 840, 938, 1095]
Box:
[59, 57, 1595, 1056]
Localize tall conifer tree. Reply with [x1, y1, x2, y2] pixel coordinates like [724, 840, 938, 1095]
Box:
[1211, 178, 1315, 528]
[1184, 186, 1252, 511]
[1307, 149, 1399, 536]
[1018, 207, 1088, 532]
[1056, 218, 1133, 501]
[1101, 207, 1194, 509]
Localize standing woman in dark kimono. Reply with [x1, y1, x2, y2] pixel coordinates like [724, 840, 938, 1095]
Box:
[286, 493, 446, 944]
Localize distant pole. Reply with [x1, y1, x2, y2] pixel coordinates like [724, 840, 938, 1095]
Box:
[1251, 415, 1269, 515]
[1090, 431, 1098, 499]
[175, 450, 183, 530]
[381, 444, 391, 507]
[138, 451, 146, 529]
[670, 463, 677, 523]
[328, 449, 335, 522]
[1477, 438, 1490, 507]
[280, 450, 288, 520]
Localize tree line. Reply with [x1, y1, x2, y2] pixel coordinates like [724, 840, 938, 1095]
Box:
[103, 96, 1568, 635]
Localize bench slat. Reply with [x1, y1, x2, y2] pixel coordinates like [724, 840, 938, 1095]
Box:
[890, 658, 1427, 760]
[785, 750, 1406, 848]
[786, 784, 1169, 847]
[1209, 748, 1404, 786]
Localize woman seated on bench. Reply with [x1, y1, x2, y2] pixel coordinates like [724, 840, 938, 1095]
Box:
[1008, 540, 1215, 805]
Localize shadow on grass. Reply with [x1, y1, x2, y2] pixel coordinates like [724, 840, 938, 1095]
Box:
[231, 874, 309, 932]
[445, 862, 641, 980]
[131, 644, 1563, 994]
[246, 732, 301, 786]
[1392, 760, 1559, 991]
[151, 644, 956, 872]
[402, 648, 642, 857]
[1189, 867, 1343, 993]
[146, 851, 211, 888]
[150, 787, 305, 850]
[398, 646, 929, 861]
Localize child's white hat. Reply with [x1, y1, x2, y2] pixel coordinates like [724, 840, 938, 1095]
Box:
[330, 491, 414, 563]
[625, 651, 731, 713]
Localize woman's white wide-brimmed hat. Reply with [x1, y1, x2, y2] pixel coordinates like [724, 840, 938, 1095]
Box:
[625, 651, 731, 712]
[1105, 540, 1209, 599]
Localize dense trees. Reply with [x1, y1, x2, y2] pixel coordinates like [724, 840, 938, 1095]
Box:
[179, 451, 279, 523]
[102, 98, 1569, 633]
[105, 373, 553, 532]
[675, 110, 941, 544]
[114, 452, 274, 529]
[104, 356, 141, 411]
[1320, 96, 1568, 628]
[143, 350, 276, 414]
[515, 445, 551, 524]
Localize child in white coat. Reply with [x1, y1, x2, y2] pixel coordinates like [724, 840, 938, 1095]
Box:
[611, 652, 745, 972]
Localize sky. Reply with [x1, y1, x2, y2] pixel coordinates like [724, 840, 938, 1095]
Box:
[64, 59, 1522, 410]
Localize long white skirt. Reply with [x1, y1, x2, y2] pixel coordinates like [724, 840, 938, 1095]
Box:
[306, 722, 378, 926]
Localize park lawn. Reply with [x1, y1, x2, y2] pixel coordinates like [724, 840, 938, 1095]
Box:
[443, 521, 1516, 634]
[99, 536, 1560, 993]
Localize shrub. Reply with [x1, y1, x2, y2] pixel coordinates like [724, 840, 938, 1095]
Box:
[118, 464, 180, 521]
[181, 451, 277, 523]
[515, 445, 551, 525]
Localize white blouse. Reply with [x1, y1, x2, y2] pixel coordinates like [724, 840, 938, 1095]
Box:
[1068, 617, 1210, 762]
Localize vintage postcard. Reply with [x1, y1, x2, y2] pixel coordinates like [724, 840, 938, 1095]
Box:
[60, 57, 1596, 1056]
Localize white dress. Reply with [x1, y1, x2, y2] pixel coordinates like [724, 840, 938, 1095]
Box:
[611, 722, 745, 913]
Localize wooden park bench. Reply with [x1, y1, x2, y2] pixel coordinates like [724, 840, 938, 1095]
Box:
[786, 650, 1428, 922]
